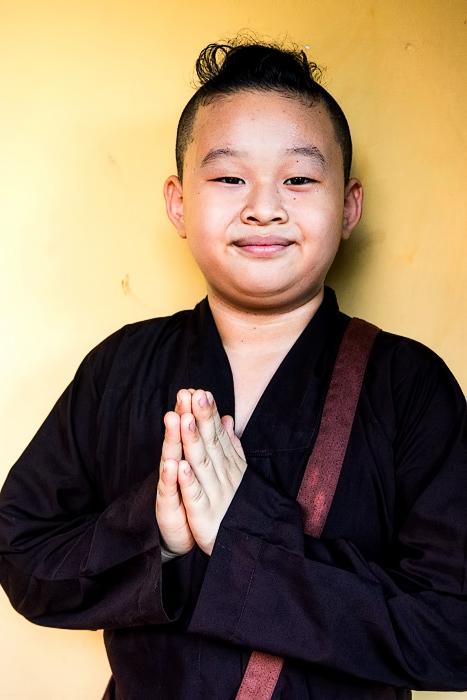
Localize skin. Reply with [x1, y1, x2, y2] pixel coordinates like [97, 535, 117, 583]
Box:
[156, 89, 363, 556]
[156, 389, 247, 557]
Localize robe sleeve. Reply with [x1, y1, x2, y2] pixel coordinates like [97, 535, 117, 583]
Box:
[0, 330, 194, 630]
[188, 342, 467, 691]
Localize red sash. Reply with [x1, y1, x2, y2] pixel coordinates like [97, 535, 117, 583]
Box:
[235, 318, 380, 700]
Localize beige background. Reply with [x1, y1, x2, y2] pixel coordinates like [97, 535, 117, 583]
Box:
[0, 1, 466, 697]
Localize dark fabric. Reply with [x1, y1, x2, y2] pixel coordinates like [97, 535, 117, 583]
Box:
[236, 318, 380, 700]
[0, 288, 466, 699]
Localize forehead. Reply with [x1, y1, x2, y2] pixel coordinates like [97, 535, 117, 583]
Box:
[186, 89, 342, 169]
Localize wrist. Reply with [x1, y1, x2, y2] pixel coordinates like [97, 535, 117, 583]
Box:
[160, 544, 181, 564]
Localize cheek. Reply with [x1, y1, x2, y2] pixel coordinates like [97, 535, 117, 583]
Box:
[182, 215, 219, 269]
[185, 199, 235, 249]
[299, 206, 342, 243]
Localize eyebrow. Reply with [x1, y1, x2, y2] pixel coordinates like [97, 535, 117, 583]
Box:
[199, 145, 326, 168]
[200, 148, 245, 167]
[286, 146, 326, 166]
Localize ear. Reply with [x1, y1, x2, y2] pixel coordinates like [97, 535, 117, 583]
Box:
[341, 178, 363, 241]
[163, 175, 186, 239]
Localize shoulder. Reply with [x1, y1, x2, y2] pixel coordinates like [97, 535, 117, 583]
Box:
[73, 308, 194, 397]
[92, 309, 191, 354]
[372, 327, 460, 392]
[341, 314, 459, 393]
[363, 324, 466, 431]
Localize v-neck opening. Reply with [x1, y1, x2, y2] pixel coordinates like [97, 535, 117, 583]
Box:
[181, 288, 348, 455]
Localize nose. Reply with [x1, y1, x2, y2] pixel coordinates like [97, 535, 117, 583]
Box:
[240, 182, 288, 226]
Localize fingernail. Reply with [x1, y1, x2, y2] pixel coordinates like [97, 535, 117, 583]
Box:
[198, 393, 207, 408]
[189, 420, 196, 432]
[184, 465, 192, 476]
[206, 392, 214, 406]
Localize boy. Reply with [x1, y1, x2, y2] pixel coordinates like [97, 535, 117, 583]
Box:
[1, 39, 466, 699]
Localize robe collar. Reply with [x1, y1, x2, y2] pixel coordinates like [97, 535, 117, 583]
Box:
[172, 287, 348, 457]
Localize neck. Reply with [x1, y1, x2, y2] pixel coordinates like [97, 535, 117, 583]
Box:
[208, 289, 325, 354]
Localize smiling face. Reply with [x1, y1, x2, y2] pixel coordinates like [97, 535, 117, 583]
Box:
[164, 89, 363, 314]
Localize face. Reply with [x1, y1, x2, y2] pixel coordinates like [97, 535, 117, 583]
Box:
[164, 90, 363, 313]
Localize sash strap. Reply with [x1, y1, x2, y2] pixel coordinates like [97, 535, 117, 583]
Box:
[298, 318, 380, 537]
[235, 653, 285, 699]
[235, 318, 380, 700]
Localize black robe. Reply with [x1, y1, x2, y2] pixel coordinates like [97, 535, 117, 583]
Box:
[1, 289, 466, 699]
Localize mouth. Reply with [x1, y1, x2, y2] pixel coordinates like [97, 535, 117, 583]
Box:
[232, 236, 294, 257]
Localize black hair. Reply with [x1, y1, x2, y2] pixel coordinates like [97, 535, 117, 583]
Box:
[175, 38, 353, 183]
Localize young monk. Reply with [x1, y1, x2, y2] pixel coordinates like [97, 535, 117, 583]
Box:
[1, 39, 467, 700]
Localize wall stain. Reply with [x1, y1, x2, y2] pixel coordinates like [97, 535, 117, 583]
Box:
[120, 274, 150, 310]
[107, 154, 120, 173]
[121, 274, 130, 295]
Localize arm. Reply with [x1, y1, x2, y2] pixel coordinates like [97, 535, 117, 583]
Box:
[188, 346, 467, 691]
[0, 335, 194, 630]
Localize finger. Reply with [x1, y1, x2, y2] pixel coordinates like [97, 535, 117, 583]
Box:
[156, 460, 184, 530]
[174, 388, 195, 416]
[160, 411, 182, 466]
[160, 458, 179, 487]
[156, 459, 195, 556]
[177, 459, 208, 507]
[193, 391, 245, 470]
[179, 412, 221, 491]
[191, 390, 226, 459]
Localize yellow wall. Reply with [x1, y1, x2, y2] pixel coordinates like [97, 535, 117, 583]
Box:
[0, 1, 466, 697]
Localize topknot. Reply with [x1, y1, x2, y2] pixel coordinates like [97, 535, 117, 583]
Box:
[194, 40, 323, 91]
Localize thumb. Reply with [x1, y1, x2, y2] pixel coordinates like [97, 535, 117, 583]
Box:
[157, 459, 180, 501]
[221, 415, 245, 460]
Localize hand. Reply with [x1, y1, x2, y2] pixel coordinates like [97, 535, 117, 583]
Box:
[156, 409, 195, 557]
[177, 389, 247, 555]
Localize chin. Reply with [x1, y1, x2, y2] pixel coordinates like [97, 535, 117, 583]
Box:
[221, 286, 321, 313]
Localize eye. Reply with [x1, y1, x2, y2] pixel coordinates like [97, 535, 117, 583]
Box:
[212, 176, 245, 185]
[284, 177, 316, 186]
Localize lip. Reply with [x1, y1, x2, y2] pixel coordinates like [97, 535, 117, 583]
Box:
[232, 236, 294, 257]
[234, 236, 292, 247]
